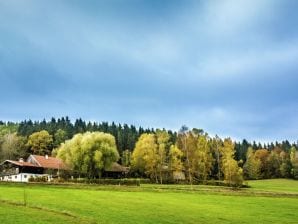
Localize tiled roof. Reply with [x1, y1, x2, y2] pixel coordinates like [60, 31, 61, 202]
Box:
[31, 155, 67, 170]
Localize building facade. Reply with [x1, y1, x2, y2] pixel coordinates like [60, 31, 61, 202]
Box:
[0, 155, 67, 182]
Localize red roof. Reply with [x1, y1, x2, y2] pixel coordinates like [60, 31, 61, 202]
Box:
[31, 155, 67, 170]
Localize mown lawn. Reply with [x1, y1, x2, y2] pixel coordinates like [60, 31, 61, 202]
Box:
[0, 179, 297, 224]
[247, 179, 298, 193]
[0, 202, 89, 224]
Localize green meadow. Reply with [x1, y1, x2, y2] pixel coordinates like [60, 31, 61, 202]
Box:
[0, 179, 297, 224]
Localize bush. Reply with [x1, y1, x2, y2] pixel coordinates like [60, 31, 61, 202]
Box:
[66, 178, 141, 186]
[28, 176, 48, 182]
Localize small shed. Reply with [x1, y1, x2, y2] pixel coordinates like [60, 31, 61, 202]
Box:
[103, 163, 129, 178]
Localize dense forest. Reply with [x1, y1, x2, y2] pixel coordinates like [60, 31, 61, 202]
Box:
[0, 117, 297, 184]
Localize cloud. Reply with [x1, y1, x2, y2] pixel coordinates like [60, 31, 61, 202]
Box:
[0, 0, 298, 142]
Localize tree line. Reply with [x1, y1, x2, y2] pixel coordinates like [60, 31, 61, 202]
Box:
[0, 118, 298, 185]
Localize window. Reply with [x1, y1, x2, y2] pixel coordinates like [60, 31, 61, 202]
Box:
[15, 176, 17, 179]
[24, 175, 27, 178]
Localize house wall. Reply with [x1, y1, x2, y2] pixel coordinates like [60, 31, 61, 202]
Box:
[0, 173, 51, 183]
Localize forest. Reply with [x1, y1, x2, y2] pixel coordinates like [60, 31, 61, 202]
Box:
[0, 117, 297, 186]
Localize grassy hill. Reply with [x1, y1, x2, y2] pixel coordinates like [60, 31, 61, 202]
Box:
[0, 179, 297, 224]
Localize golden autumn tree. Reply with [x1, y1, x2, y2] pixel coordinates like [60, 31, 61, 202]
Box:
[220, 138, 243, 187]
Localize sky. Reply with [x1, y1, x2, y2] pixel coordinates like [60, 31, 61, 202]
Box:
[0, 0, 298, 142]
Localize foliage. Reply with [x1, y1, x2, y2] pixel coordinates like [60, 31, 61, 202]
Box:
[131, 131, 172, 183]
[194, 134, 213, 183]
[0, 123, 19, 136]
[0, 133, 27, 161]
[53, 129, 68, 148]
[27, 130, 53, 155]
[131, 133, 158, 181]
[121, 150, 132, 166]
[28, 176, 48, 182]
[55, 132, 119, 178]
[66, 178, 141, 186]
[290, 147, 298, 179]
[169, 145, 183, 173]
[17, 117, 166, 154]
[0, 118, 297, 181]
[243, 147, 261, 179]
[176, 127, 197, 184]
[220, 138, 243, 187]
[177, 129, 215, 184]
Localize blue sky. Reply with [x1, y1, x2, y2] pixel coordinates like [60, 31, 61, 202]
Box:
[0, 0, 298, 142]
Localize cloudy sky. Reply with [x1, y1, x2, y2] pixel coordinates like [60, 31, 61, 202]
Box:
[0, 0, 298, 142]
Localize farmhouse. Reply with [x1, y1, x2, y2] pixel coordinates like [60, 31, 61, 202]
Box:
[0, 154, 129, 182]
[0, 155, 67, 182]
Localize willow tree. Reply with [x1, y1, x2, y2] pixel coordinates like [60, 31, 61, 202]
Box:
[54, 131, 119, 179]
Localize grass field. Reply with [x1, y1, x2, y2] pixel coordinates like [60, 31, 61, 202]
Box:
[0, 179, 297, 224]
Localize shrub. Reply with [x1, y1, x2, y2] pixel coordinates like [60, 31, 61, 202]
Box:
[28, 176, 48, 182]
[66, 178, 142, 186]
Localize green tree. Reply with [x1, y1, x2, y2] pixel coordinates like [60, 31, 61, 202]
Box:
[254, 149, 270, 178]
[131, 133, 158, 181]
[131, 132, 171, 183]
[220, 138, 243, 187]
[53, 129, 68, 148]
[169, 144, 184, 179]
[156, 130, 170, 184]
[279, 151, 292, 178]
[27, 130, 53, 155]
[210, 135, 223, 180]
[0, 123, 19, 136]
[243, 147, 261, 180]
[176, 126, 197, 185]
[195, 134, 213, 183]
[290, 147, 298, 179]
[266, 150, 282, 178]
[55, 131, 119, 179]
[121, 149, 131, 166]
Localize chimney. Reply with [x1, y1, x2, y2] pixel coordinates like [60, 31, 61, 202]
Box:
[45, 155, 49, 159]
[19, 158, 24, 163]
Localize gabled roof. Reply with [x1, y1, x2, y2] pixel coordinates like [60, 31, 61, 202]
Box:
[1, 160, 39, 167]
[30, 155, 67, 170]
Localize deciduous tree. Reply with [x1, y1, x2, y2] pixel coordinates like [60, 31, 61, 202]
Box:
[27, 130, 53, 155]
[195, 134, 213, 183]
[243, 147, 261, 179]
[220, 138, 243, 187]
[55, 131, 119, 178]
